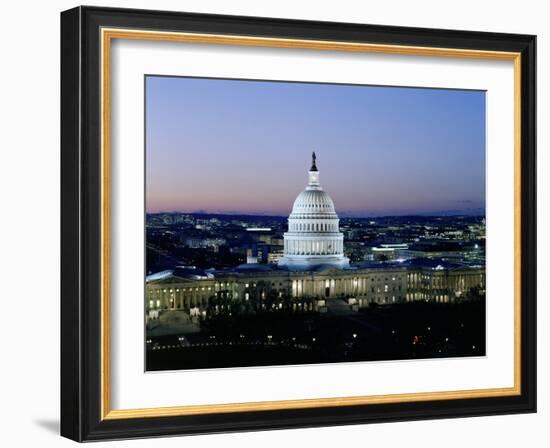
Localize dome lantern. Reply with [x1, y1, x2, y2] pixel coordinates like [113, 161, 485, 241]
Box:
[308, 151, 321, 189]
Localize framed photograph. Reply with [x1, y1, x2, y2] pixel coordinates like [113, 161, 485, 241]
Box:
[60, 6, 536, 441]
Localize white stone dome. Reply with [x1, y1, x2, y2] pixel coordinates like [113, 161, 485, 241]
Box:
[291, 189, 336, 215]
[278, 152, 349, 271]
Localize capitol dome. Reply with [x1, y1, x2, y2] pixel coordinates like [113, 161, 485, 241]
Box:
[291, 189, 336, 214]
[278, 153, 350, 270]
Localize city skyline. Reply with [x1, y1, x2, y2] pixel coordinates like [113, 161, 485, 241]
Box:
[146, 76, 486, 216]
[146, 209, 484, 219]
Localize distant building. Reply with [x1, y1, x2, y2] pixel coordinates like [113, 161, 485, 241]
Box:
[243, 242, 271, 264]
[369, 243, 409, 261]
[246, 228, 274, 244]
[398, 241, 483, 261]
[267, 248, 284, 264]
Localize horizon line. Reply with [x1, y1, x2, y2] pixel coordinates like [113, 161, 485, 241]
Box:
[145, 210, 486, 219]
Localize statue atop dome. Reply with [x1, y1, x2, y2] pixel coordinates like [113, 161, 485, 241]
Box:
[310, 151, 318, 171]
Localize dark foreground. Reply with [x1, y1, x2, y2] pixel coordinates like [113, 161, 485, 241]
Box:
[146, 299, 485, 371]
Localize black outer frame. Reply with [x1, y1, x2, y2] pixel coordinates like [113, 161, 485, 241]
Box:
[60, 6, 536, 442]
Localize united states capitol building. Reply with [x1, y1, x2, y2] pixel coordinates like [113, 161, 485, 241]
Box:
[146, 154, 485, 317]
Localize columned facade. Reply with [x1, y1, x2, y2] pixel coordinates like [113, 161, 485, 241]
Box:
[146, 266, 486, 316]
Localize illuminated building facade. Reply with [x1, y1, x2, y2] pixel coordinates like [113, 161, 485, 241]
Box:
[146, 262, 485, 317]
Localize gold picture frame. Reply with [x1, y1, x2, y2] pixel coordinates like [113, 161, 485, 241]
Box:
[61, 6, 536, 441]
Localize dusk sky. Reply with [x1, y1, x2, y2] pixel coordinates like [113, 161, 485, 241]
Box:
[146, 76, 485, 217]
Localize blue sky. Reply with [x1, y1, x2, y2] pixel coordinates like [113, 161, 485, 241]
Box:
[146, 76, 485, 217]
